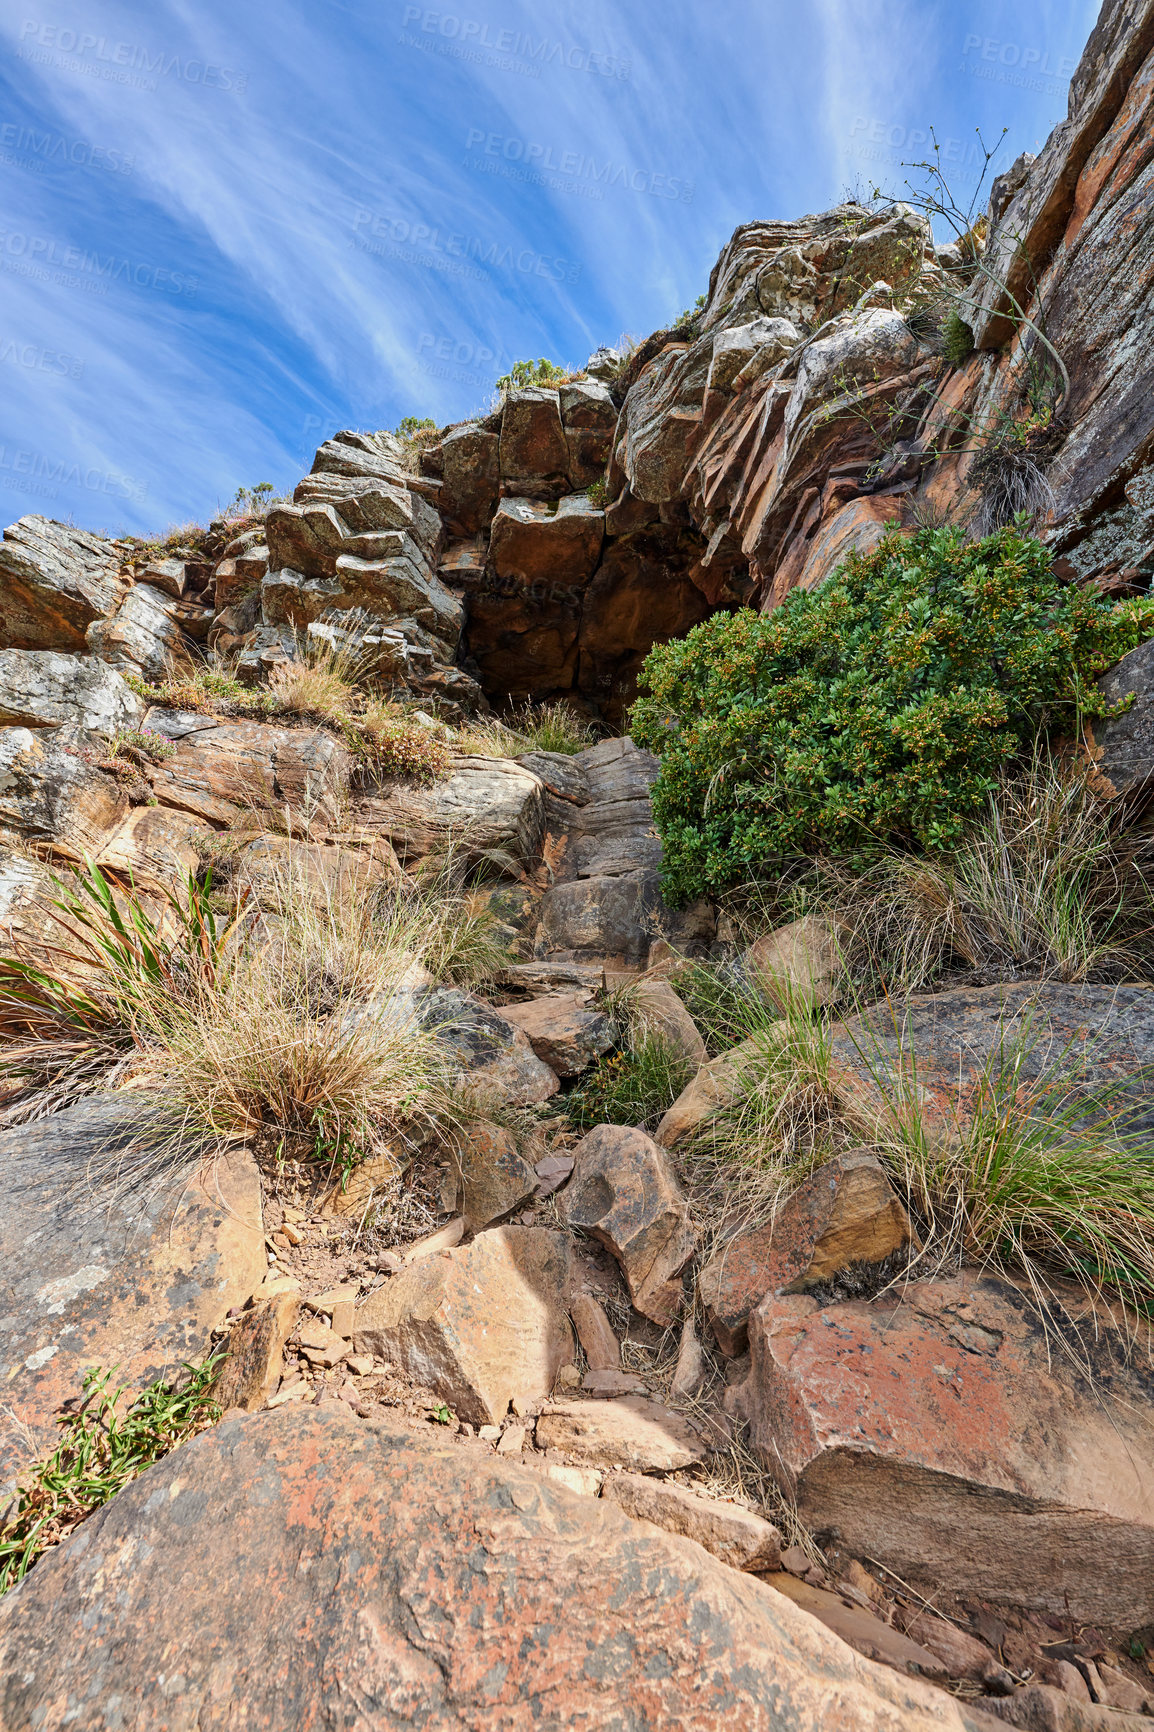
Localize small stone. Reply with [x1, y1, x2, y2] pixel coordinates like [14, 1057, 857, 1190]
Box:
[1096, 1661, 1151, 1714]
[458, 1122, 537, 1233]
[264, 1380, 310, 1409]
[781, 1545, 811, 1577]
[556, 1364, 582, 1390]
[459, 1422, 474, 1438]
[281, 1223, 304, 1246]
[569, 1293, 620, 1371]
[478, 1424, 501, 1443]
[214, 1294, 301, 1413]
[582, 1370, 648, 1397]
[402, 1219, 464, 1263]
[283, 1206, 306, 1224]
[602, 1474, 781, 1571]
[564, 1126, 695, 1326]
[538, 1462, 602, 1497]
[346, 1354, 375, 1377]
[373, 1251, 403, 1274]
[671, 1316, 706, 1399]
[496, 1424, 527, 1455]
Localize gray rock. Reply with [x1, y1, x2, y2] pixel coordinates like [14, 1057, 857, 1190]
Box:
[0, 726, 128, 857]
[515, 750, 591, 806]
[0, 842, 67, 949]
[354, 754, 545, 868]
[420, 985, 560, 1107]
[0, 515, 123, 652]
[708, 317, 802, 393]
[86, 582, 197, 681]
[573, 736, 660, 802]
[533, 871, 661, 965]
[137, 557, 187, 599]
[0, 649, 144, 732]
[570, 796, 662, 878]
[1092, 637, 1154, 802]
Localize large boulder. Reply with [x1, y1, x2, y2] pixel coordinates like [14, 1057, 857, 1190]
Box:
[0, 1405, 1002, 1730]
[145, 715, 352, 837]
[559, 379, 618, 486]
[353, 754, 545, 867]
[455, 1121, 538, 1233]
[0, 515, 123, 651]
[564, 1124, 696, 1325]
[86, 582, 198, 680]
[498, 387, 570, 494]
[742, 1273, 1154, 1625]
[488, 494, 605, 592]
[0, 648, 144, 732]
[352, 1226, 572, 1423]
[826, 982, 1154, 1148]
[438, 423, 500, 533]
[0, 1096, 264, 1490]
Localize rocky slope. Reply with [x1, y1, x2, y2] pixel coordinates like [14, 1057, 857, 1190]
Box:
[1, 1, 1154, 1727]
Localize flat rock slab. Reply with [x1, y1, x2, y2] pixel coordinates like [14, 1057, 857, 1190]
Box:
[0, 648, 144, 732]
[0, 1096, 265, 1490]
[0, 1406, 1001, 1732]
[353, 1225, 571, 1425]
[602, 1471, 781, 1571]
[744, 1273, 1154, 1625]
[827, 982, 1154, 1146]
[147, 717, 351, 837]
[536, 1395, 706, 1470]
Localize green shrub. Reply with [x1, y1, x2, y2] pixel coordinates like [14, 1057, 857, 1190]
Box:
[496, 358, 571, 391]
[565, 1031, 694, 1132]
[630, 525, 1154, 903]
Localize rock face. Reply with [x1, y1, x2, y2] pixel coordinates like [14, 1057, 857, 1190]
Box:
[0, 1405, 1002, 1732]
[0, 649, 145, 732]
[0, 515, 123, 651]
[699, 1151, 914, 1356]
[1092, 637, 1154, 802]
[743, 1273, 1154, 1625]
[0, 1096, 265, 1488]
[86, 581, 197, 680]
[564, 1124, 696, 1325]
[146, 715, 352, 837]
[352, 1226, 572, 1424]
[353, 754, 545, 867]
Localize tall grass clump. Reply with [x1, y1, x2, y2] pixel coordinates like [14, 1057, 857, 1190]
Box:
[457, 702, 598, 758]
[818, 753, 1154, 993]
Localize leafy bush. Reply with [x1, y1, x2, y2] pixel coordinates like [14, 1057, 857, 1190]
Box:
[352, 700, 453, 782]
[496, 358, 572, 392]
[631, 525, 1154, 902]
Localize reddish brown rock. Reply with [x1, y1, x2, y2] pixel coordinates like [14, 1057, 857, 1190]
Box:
[744, 914, 846, 1009]
[498, 989, 615, 1077]
[0, 1097, 265, 1489]
[564, 1124, 696, 1325]
[767, 1573, 947, 1678]
[628, 977, 708, 1066]
[419, 986, 561, 1108]
[745, 1273, 1154, 1624]
[456, 1120, 538, 1232]
[498, 387, 570, 492]
[146, 715, 352, 837]
[438, 422, 499, 532]
[699, 1151, 914, 1355]
[656, 1035, 772, 1148]
[352, 1226, 572, 1424]
[0, 1404, 1005, 1731]
[569, 1291, 620, 1371]
[214, 1292, 302, 1412]
[488, 494, 605, 588]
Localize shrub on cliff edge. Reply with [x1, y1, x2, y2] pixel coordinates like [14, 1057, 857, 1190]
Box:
[630, 525, 1154, 903]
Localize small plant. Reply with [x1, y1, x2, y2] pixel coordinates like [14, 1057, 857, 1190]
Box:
[566, 1030, 694, 1133]
[674, 958, 785, 1056]
[431, 1402, 452, 1425]
[395, 416, 437, 440]
[585, 477, 609, 508]
[631, 523, 1154, 902]
[226, 482, 276, 517]
[0, 1356, 221, 1593]
[126, 667, 253, 713]
[457, 702, 597, 758]
[671, 292, 707, 334]
[495, 358, 571, 392]
[352, 701, 454, 783]
[105, 727, 176, 766]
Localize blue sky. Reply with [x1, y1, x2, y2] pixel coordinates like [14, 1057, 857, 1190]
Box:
[0, 0, 1099, 537]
